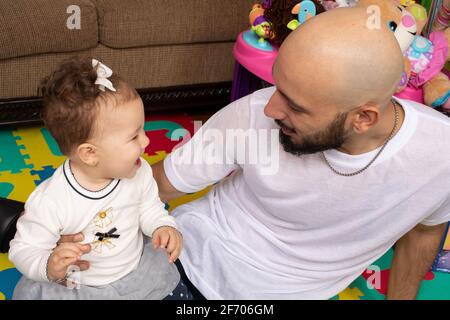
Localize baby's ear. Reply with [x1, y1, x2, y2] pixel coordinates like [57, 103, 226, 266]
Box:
[76, 143, 99, 167]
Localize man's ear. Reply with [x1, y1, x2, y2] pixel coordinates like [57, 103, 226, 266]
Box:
[76, 143, 99, 167]
[352, 106, 380, 134]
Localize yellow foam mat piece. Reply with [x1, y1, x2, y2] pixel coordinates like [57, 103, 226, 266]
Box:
[142, 151, 167, 166]
[12, 127, 66, 170]
[168, 187, 212, 211]
[444, 232, 450, 251]
[0, 253, 15, 271]
[338, 287, 364, 300]
[0, 169, 38, 203]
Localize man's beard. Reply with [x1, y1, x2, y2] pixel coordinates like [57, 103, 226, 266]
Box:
[276, 112, 350, 156]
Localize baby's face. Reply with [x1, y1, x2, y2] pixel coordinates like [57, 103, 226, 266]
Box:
[92, 97, 149, 179]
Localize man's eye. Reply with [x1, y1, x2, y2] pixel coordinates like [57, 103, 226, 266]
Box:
[289, 104, 303, 113]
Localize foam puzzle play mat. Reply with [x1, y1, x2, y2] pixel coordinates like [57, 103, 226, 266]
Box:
[0, 115, 449, 300]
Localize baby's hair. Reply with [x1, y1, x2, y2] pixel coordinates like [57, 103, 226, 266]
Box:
[40, 56, 140, 155]
[264, 0, 325, 46]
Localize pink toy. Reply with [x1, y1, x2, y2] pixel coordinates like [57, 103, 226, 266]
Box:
[394, 86, 424, 103]
[394, 28, 450, 108]
[233, 31, 278, 84]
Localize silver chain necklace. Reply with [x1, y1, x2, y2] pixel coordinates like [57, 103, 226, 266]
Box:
[321, 99, 400, 177]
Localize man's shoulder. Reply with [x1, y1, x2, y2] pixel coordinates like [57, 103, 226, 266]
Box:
[242, 87, 277, 128]
[251, 86, 277, 100]
[399, 100, 450, 171]
[247, 86, 276, 108]
[230, 87, 275, 111]
[202, 87, 276, 131]
[401, 99, 450, 128]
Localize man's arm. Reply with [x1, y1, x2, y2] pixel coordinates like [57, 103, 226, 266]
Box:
[387, 222, 447, 300]
[151, 160, 186, 203]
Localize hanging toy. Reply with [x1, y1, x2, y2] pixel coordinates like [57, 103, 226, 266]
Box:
[264, 0, 325, 46]
[249, 3, 273, 44]
[243, 2, 275, 50]
[287, 1, 317, 30]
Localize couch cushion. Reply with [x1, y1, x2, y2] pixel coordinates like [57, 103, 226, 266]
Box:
[0, 42, 236, 99]
[0, 0, 98, 60]
[94, 0, 255, 48]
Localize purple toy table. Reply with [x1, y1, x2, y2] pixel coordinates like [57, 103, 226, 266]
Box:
[231, 30, 278, 102]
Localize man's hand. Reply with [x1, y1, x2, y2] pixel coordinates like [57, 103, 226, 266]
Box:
[56, 233, 91, 272]
[152, 226, 183, 263]
[47, 241, 91, 282]
[387, 223, 447, 300]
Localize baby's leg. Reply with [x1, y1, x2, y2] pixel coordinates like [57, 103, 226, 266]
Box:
[13, 240, 181, 300]
[109, 239, 181, 300]
[12, 275, 80, 300]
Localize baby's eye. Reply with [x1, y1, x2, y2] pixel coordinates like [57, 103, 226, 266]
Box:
[132, 135, 138, 140]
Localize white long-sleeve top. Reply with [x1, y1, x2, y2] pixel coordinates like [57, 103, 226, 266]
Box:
[9, 158, 177, 286]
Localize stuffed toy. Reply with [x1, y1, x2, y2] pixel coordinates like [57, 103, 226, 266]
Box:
[357, 0, 419, 92]
[402, 5, 450, 109]
[359, 0, 450, 109]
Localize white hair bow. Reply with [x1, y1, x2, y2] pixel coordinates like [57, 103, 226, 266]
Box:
[92, 59, 116, 92]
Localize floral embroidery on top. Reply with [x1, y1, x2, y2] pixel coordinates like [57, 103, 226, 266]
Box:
[91, 227, 121, 254]
[93, 207, 113, 229]
[90, 207, 120, 254]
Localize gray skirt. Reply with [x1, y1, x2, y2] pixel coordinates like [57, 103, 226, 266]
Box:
[12, 243, 180, 300]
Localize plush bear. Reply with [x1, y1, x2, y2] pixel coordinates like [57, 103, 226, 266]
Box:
[357, 0, 419, 92]
[404, 12, 450, 109]
[358, 0, 450, 109]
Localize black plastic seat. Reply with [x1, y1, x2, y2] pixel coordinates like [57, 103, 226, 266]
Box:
[0, 197, 23, 253]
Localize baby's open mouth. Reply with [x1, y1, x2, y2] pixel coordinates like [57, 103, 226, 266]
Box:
[136, 158, 142, 167]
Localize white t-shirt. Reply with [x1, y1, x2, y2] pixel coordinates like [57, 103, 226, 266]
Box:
[9, 158, 177, 286]
[164, 87, 450, 300]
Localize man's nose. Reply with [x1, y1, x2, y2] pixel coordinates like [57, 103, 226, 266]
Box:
[264, 96, 287, 120]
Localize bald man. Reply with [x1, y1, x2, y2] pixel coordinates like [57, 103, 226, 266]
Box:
[62, 7, 450, 299]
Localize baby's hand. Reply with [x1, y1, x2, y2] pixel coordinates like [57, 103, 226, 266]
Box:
[152, 226, 183, 263]
[47, 242, 90, 283]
